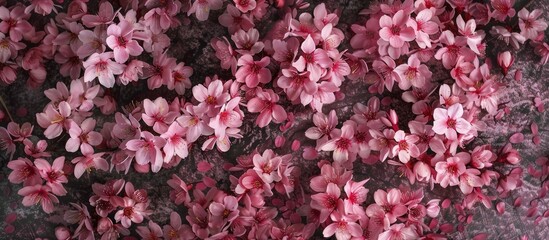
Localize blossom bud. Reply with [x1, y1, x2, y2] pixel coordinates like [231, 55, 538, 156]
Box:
[497, 51, 514, 75]
[55, 226, 71, 240]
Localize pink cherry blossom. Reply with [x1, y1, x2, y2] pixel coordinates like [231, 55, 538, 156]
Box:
[293, 35, 332, 81]
[394, 54, 431, 90]
[232, 28, 264, 55]
[0, 5, 33, 42]
[23, 139, 50, 158]
[378, 223, 418, 240]
[0, 32, 25, 62]
[160, 122, 189, 162]
[65, 119, 103, 155]
[435, 155, 468, 187]
[247, 88, 287, 127]
[343, 179, 369, 214]
[163, 212, 194, 240]
[126, 131, 166, 173]
[176, 104, 214, 143]
[72, 152, 109, 179]
[106, 20, 144, 63]
[167, 174, 192, 206]
[435, 30, 475, 69]
[18, 184, 59, 213]
[7, 122, 33, 141]
[218, 4, 254, 34]
[497, 51, 514, 75]
[322, 210, 362, 240]
[146, 51, 177, 90]
[392, 130, 420, 163]
[252, 149, 282, 183]
[518, 8, 548, 40]
[277, 67, 317, 105]
[432, 103, 472, 138]
[320, 121, 358, 163]
[7, 157, 41, 186]
[114, 197, 148, 228]
[491, 0, 516, 21]
[168, 62, 193, 95]
[310, 182, 342, 223]
[81, 1, 115, 27]
[372, 189, 407, 223]
[310, 163, 352, 192]
[34, 157, 67, 196]
[142, 97, 179, 134]
[188, 0, 223, 21]
[83, 52, 125, 88]
[235, 54, 271, 88]
[36, 101, 71, 139]
[137, 220, 163, 240]
[192, 79, 229, 117]
[379, 10, 415, 48]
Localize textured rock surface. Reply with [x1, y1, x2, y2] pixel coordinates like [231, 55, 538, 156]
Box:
[0, 0, 549, 239]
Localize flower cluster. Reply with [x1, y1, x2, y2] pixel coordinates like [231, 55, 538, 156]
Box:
[0, 0, 547, 239]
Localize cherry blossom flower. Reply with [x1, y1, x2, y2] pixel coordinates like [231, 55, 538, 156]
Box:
[146, 51, 177, 90]
[81, 1, 115, 27]
[379, 10, 416, 48]
[137, 220, 164, 240]
[36, 101, 71, 139]
[518, 8, 548, 40]
[0, 5, 33, 42]
[252, 149, 282, 183]
[343, 179, 369, 214]
[72, 152, 109, 179]
[232, 28, 264, 55]
[209, 97, 243, 137]
[247, 88, 287, 127]
[188, 0, 223, 21]
[34, 157, 67, 196]
[491, 0, 516, 21]
[392, 130, 420, 163]
[23, 139, 50, 158]
[490, 26, 526, 50]
[293, 35, 332, 81]
[435, 155, 468, 187]
[211, 37, 238, 74]
[163, 212, 194, 240]
[310, 182, 342, 223]
[160, 122, 189, 162]
[142, 97, 179, 134]
[114, 197, 149, 228]
[310, 163, 352, 192]
[176, 104, 214, 143]
[432, 103, 471, 138]
[168, 62, 193, 95]
[372, 189, 407, 223]
[7, 122, 33, 141]
[106, 20, 144, 63]
[0, 32, 25, 62]
[394, 54, 431, 90]
[218, 4, 254, 34]
[378, 223, 418, 240]
[126, 131, 166, 173]
[409, 8, 438, 48]
[209, 195, 240, 226]
[192, 79, 229, 117]
[167, 174, 192, 206]
[235, 54, 271, 88]
[277, 67, 316, 105]
[322, 209, 362, 240]
[24, 0, 56, 16]
[435, 30, 475, 69]
[320, 121, 358, 163]
[66, 119, 103, 155]
[7, 157, 41, 186]
[18, 184, 59, 213]
[0, 127, 16, 159]
[83, 52, 125, 88]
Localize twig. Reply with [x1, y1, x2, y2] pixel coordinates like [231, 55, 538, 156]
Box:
[0, 95, 13, 122]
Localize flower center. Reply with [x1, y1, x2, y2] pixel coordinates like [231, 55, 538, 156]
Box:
[390, 26, 401, 35]
[447, 118, 457, 129]
[336, 138, 351, 150]
[123, 207, 134, 217]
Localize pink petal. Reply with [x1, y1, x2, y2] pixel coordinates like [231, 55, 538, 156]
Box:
[197, 161, 212, 172]
[509, 133, 524, 144]
[496, 202, 505, 215]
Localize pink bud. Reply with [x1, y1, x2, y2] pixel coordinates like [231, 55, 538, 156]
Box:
[533, 135, 541, 145]
[441, 199, 451, 208]
[381, 96, 392, 106]
[497, 51, 514, 75]
[473, 233, 488, 240]
[291, 140, 300, 151]
[55, 226, 71, 240]
[275, 136, 285, 148]
[514, 70, 522, 82]
[531, 122, 539, 135]
[514, 197, 522, 208]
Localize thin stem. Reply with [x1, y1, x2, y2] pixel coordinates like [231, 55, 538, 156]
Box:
[0, 95, 13, 122]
